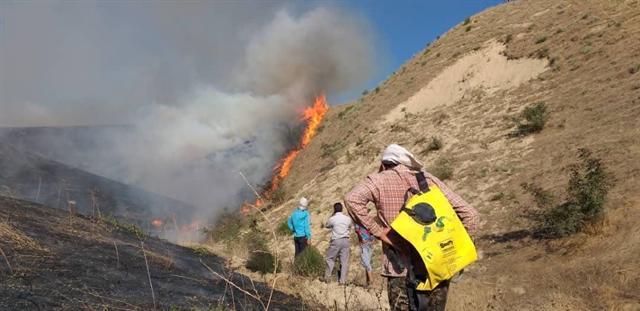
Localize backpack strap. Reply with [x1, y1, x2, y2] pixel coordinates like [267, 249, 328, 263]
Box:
[415, 171, 430, 193]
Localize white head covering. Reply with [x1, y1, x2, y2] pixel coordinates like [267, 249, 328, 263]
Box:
[381, 144, 423, 170]
[298, 197, 309, 210]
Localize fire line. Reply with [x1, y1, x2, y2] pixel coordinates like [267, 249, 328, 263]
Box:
[255, 94, 329, 208]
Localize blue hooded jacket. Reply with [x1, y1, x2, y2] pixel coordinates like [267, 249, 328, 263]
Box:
[287, 208, 311, 239]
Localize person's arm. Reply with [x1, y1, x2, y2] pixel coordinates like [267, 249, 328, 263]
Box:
[428, 173, 480, 236]
[325, 216, 333, 229]
[287, 215, 294, 232]
[345, 179, 384, 237]
[304, 212, 312, 239]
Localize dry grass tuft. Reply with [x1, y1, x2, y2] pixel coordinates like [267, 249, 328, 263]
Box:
[0, 221, 47, 252]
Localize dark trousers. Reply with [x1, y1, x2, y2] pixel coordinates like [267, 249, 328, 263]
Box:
[388, 277, 450, 311]
[294, 236, 308, 257]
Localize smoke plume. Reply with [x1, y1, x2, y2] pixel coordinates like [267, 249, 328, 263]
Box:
[0, 2, 375, 222]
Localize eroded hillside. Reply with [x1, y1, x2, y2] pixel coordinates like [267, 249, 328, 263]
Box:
[217, 1, 640, 310]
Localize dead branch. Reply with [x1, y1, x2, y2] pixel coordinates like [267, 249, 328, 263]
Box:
[60, 285, 140, 310]
[238, 171, 281, 310]
[219, 277, 230, 307]
[200, 258, 266, 310]
[113, 241, 120, 269]
[0, 246, 13, 274]
[139, 241, 157, 310]
[230, 271, 237, 311]
[35, 176, 42, 202]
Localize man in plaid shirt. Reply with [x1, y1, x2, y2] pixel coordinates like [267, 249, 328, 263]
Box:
[345, 144, 479, 311]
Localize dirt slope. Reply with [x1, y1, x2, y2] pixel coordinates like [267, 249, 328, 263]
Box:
[228, 1, 640, 310]
[0, 196, 301, 310]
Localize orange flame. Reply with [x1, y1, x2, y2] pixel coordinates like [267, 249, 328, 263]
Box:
[250, 94, 328, 209]
[151, 219, 164, 228]
[301, 96, 329, 147]
[271, 95, 328, 188]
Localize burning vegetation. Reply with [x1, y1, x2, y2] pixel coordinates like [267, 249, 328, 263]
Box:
[253, 94, 329, 209]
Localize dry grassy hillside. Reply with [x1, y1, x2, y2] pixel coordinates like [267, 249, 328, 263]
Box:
[210, 1, 640, 309]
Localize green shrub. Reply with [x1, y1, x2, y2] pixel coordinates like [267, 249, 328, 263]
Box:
[321, 141, 345, 159]
[629, 64, 640, 75]
[101, 215, 145, 238]
[430, 157, 454, 180]
[463, 17, 471, 25]
[521, 182, 555, 208]
[243, 229, 268, 251]
[535, 36, 547, 44]
[530, 47, 549, 59]
[566, 149, 614, 220]
[540, 149, 614, 237]
[338, 105, 356, 119]
[505, 34, 513, 44]
[270, 188, 286, 205]
[420, 136, 443, 155]
[246, 250, 280, 274]
[292, 246, 324, 278]
[465, 25, 472, 32]
[489, 192, 505, 202]
[276, 219, 291, 236]
[513, 102, 550, 136]
[191, 246, 212, 257]
[390, 124, 410, 133]
[210, 212, 246, 242]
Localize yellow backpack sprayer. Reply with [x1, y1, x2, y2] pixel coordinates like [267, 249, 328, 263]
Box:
[391, 172, 477, 291]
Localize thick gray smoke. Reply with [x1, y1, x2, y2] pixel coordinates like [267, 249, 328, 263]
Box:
[0, 2, 375, 221]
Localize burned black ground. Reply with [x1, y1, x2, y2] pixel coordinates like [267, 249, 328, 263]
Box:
[0, 196, 301, 310]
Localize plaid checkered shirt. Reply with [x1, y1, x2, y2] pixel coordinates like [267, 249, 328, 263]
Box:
[345, 164, 479, 277]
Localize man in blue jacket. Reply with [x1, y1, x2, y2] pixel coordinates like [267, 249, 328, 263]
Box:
[287, 197, 312, 257]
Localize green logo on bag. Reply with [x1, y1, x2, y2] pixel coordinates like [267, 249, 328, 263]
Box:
[435, 217, 447, 231]
[422, 226, 431, 241]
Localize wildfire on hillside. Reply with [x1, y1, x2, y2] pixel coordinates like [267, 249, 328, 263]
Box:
[151, 219, 164, 228]
[243, 94, 329, 213]
[150, 215, 202, 243]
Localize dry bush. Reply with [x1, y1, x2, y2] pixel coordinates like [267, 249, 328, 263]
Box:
[429, 157, 454, 180]
[420, 136, 443, 155]
[0, 221, 46, 252]
[208, 212, 247, 243]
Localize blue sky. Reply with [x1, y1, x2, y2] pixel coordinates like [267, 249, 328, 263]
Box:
[331, 0, 504, 103]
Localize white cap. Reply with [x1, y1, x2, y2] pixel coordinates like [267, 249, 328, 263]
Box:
[299, 197, 309, 210]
